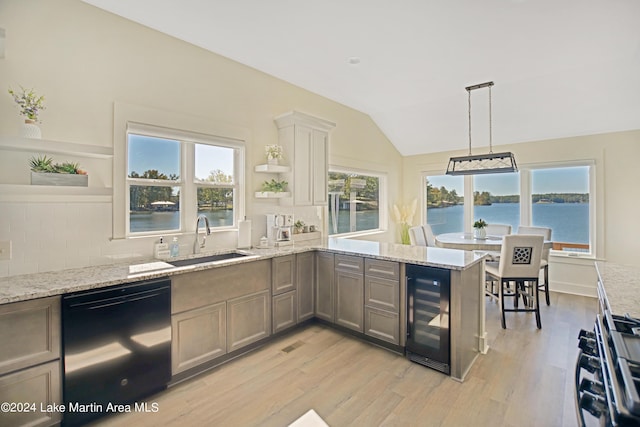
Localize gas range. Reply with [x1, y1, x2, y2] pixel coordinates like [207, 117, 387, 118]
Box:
[576, 310, 640, 426]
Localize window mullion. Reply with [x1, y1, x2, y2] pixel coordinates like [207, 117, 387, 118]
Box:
[182, 142, 196, 232]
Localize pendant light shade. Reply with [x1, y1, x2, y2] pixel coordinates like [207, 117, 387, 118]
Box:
[446, 81, 518, 176]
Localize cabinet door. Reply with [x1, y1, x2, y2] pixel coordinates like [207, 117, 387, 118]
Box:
[272, 255, 295, 295]
[293, 125, 313, 206]
[0, 360, 62, 427]
[272, 291, 297, 333]
[296, 252, 315, 322]
[312, 129, 328, 205]
[227, 290, 271, 353]
[171, 302, 226, 375]
[0, 296, 60, 376]
[315, 252, 335, 322]
[335, 269, 364, 332]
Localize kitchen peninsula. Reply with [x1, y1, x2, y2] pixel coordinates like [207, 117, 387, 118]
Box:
[0, 239, 486, 427]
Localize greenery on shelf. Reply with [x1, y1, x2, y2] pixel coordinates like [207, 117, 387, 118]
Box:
[261, 178, 288, 193]
[29, 155, 86, 175]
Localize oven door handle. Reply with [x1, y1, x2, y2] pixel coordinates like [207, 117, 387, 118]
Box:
[574, 349, 588, 427]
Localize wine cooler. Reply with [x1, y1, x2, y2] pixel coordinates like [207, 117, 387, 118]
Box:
[405, 264, 451, 374]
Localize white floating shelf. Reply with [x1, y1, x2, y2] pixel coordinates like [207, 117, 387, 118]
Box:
[0, 136, 113, 159]
[254, 164, 291, 173]
[255, 191, 291, 199]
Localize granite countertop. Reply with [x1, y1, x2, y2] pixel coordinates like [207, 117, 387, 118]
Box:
[595, 261, 640, 319]
[0, 238, 484, 305]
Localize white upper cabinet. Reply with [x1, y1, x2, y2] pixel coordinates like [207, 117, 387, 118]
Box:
[274, 111, 335, 206]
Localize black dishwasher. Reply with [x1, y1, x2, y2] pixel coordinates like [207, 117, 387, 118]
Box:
[62, 277, 171, 426]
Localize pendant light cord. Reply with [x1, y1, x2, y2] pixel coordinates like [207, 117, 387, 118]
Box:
[489, 85, 493, 154]
[468, 89, 472, 156]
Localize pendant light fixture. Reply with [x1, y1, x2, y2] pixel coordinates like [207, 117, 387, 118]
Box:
[446, 81, 518, 175]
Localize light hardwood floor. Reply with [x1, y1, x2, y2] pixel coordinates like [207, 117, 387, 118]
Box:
[90, 292, 596, 427]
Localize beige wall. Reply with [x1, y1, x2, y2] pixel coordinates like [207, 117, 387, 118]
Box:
[0, 0, 402, 276]
[402, 130, 640, 295]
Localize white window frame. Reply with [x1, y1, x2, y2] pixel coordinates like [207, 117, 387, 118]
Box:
[422, 159, 596, 258]
[327, 166, 387, 237]
[113, 102, 248, 240]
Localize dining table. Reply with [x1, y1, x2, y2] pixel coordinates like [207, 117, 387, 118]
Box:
[435, 232, 553, 251]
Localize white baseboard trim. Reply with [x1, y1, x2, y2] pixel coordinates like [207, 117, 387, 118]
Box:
[550, 281, 597, 298]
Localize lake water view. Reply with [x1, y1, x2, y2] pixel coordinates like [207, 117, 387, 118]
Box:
[130, 209, 234, 233]
[427, 203, 589, 244]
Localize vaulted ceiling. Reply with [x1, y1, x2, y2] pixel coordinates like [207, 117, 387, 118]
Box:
[82, 0, 640, 156]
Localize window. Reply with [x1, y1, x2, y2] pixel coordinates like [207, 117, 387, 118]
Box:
[125, 124, 243, 236]
[328, 170, 384, 235]
[531, 166, 590, 253]
[425, 175, 464, 235]
[424, 163, 594, 255]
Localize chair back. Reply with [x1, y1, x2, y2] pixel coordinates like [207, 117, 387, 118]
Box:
[497, 234, 544, 279]
[409, 226, 427, 246]
[485, 223, 512, 236]
[422, 224, 436, 247]
[517, 226, 552, 261]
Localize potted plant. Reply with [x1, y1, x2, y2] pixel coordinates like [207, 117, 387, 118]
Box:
[265, 144, 284, 165]
[258, 178, 287, 196]
[29, 155, 88, 187]
[473, 219, 487, 239]
[294, 220, 305, 234]
[8, 86, 46, 138]
[391, 199, 417, 244]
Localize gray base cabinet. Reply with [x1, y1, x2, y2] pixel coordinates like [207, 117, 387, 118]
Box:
[171, 260, 271, 376]
[0, 297, 62, 427]
[171, 302, 226, 374]
[335, 255, 364, 332]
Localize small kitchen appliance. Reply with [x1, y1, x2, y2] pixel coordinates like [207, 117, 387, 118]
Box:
[266, 214, 293, 247]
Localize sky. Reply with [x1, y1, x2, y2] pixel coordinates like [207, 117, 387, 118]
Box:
[128, 134, 234, 179]
[428, 166, 589, 196]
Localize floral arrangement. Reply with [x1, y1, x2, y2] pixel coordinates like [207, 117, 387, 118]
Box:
[473, 219, 487, 229]
[391, 199, 417, 244]
[8, 86, 46, 122]
[265, 144, 283, 161]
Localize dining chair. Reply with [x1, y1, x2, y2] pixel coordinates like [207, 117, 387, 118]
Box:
[408, 226, 428, 246]
[422, 224, 436, 247]
[480, 223, 512, 261]
[485, 223, 512, 236]
[485, 234, 545, 329]
[517, 226, 552, 305]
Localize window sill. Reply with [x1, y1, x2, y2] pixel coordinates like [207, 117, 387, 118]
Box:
[329, 229, 386, 239]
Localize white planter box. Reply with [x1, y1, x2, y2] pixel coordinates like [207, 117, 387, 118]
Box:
[31, 172, 88, 187]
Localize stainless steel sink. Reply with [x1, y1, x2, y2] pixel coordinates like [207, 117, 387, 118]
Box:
[167, 252, 252, 267]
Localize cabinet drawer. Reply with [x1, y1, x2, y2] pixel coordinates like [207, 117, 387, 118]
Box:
[364, 307, 400, 345]
[365, 258, 399, 280]
[0, 360, 62, 427]
[0, 297, 60, 376]
[335, 255, 363, 274]
[365, 276, 400, 312]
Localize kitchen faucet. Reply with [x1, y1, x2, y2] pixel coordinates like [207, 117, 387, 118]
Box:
[194, 214, 211, 254]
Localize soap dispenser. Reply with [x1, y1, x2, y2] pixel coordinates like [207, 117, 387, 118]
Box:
[170, 237, 180, 258]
